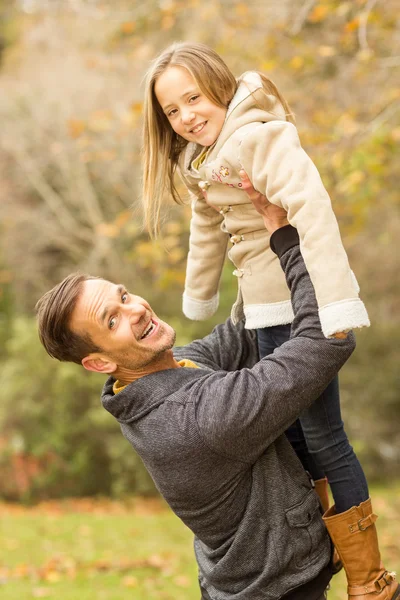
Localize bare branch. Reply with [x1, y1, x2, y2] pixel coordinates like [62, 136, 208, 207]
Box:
[363, 100, 400, 137]
[71, 154, 106, 228]
[289, 0, 316, 36]
[3, 143, 92, 244]
[358, 0, 379, 53]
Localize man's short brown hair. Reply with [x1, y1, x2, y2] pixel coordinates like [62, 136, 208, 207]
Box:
[36, 273, 102, 364]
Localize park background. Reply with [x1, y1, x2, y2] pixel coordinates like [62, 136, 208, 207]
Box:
[0, 0, 399, 598]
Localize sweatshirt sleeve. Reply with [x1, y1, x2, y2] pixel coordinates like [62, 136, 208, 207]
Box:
[182, 192, 230, 321]
[239, 120, 370, 338]
[193, 225, 356, 463]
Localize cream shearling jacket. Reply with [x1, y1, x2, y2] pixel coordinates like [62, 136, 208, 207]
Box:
[179, 72, 370, 337]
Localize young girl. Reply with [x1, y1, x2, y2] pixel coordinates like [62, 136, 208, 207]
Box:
[141, 42, 398, 599]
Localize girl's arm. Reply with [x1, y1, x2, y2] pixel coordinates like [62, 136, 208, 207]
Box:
[239, 120, 370, 338]
[182, 191, 230, 321]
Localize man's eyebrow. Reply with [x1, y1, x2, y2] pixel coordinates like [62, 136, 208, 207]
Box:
[100, 284, 126, 326]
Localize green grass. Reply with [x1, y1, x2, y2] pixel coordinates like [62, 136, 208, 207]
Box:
[0, 486, 399, 599]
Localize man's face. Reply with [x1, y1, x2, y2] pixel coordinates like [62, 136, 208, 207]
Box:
[70, 279, 176, 374]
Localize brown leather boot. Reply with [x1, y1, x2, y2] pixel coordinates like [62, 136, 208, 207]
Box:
[314, 478, 342, 574]
[323, 498, 400, 599]
[315, 478, 330, 513]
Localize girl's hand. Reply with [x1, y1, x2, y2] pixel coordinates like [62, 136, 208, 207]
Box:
[239, 170, 289, 234]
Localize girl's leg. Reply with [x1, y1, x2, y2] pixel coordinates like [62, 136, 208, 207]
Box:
[257, 325, 324, 481]
[299, 375, 369, 514]
[284, 419, 325, 481]
[299, 373, 399, 599]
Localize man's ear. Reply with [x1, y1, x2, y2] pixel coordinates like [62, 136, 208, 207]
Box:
[81, 355, 117, 375]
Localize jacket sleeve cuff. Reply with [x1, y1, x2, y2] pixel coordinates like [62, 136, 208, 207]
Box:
[270, 225, 299, 257]
[183, 292, 219, 321]
[319, 298, 370, 338]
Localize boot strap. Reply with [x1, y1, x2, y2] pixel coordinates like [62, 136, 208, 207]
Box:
[347, 571, 397, 595]
[348, 512, 377, 533]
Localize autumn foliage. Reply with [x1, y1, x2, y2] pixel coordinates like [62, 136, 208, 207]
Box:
[0, 0, 398, 500]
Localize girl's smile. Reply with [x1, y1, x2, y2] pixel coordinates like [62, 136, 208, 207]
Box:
[154, 66, 227, 147]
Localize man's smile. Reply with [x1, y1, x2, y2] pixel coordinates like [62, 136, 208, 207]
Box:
[140, 319, 158, 340]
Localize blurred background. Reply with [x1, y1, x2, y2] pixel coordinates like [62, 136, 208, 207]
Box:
[0, 0, 399, 597]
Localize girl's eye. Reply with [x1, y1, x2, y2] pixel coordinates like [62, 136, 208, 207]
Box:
[167, 109, 177, 117]
[189, 95, 199, 103]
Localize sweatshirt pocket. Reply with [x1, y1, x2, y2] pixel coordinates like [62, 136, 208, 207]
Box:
[285, 489, 322, 569]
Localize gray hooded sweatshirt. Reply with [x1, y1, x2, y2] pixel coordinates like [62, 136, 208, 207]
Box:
[101, 226, 355, 599]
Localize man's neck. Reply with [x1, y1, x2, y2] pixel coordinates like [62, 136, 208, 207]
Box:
[115, 350, 181, 386]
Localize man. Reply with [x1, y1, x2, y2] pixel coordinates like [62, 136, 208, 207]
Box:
[36, 196, 355, 600]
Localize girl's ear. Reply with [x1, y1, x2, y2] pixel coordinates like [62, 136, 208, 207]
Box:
[81, 355, 117, 375]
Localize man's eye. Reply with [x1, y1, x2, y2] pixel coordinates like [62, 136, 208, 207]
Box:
[109, 316, 116, 330]
[121, 292, 128, 303]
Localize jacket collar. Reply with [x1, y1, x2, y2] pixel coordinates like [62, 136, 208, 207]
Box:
[101, 366, 207, 424]
[225, 71, 264, 119]
[208, 71, 286, 158]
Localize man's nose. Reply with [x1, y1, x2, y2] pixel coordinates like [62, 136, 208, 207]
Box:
[124, 300, 147, 324]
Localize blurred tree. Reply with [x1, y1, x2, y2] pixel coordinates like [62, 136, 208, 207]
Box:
[0, 0, 398, 496]
[0, 316, 156, 501]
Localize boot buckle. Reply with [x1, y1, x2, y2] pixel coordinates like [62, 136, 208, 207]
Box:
[349, 518, 368, 533]
[348, 513, 377, 533]
[375, 571, 396, 592]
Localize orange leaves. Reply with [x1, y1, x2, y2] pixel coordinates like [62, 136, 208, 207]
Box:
[88, 109, 113, 133]
[96, 222, 120, 238]
[317, 45, 337, 57]
[120, 21, 136, 36]
[0, 554, 170, 582]
[67, 119, 85, 139]
[344, 17, 360, 33]
[0, 496, 166, 516]
[391, 127, 400, 142]
[96, 210, 134, 239]
[289, 56, 305, 71]
[308, 4, 331, 24]
[335, 169, 366, 195]
[159, 0, 178, 30]
[0, 269, 12, 284]
[67, 102, 143, 144]
[130, 101, 143, 115]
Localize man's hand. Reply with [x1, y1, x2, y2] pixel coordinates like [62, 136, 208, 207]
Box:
[239, 170, 289, 234]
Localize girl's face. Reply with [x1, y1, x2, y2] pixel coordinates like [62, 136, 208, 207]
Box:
[154, 66, 227, 147]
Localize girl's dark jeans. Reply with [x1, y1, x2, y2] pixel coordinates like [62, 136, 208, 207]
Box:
[257, 324, 369, 513]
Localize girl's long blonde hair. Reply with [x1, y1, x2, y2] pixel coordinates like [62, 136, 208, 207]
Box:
[142, 42, 294, 238]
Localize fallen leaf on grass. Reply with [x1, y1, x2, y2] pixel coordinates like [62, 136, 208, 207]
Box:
[32, 588, 51, 598]
[174, 574, 191, 587]
[122, 575, 138, 587]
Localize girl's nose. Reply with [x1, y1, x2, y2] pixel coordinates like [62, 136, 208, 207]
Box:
[181, 110, 195, 125]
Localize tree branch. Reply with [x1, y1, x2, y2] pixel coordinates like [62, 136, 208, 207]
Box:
[289, 0, 316, 36]
[358, 0, 379, 53]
